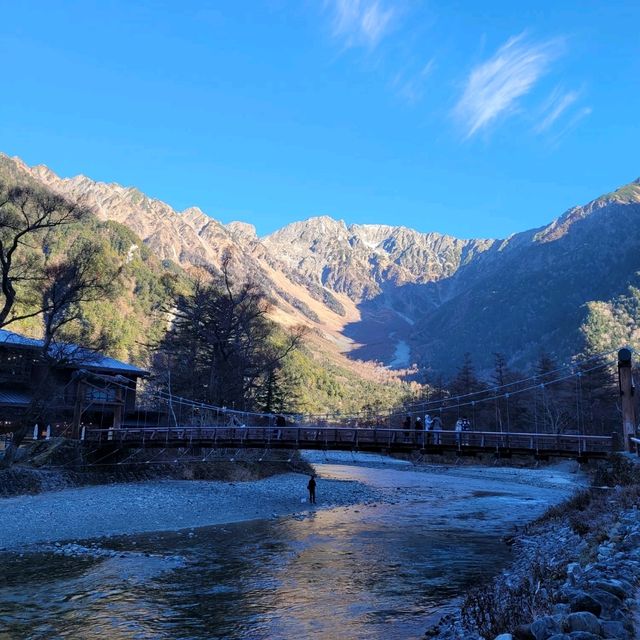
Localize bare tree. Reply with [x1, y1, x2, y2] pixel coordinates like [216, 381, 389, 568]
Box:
[0, 240, 119, 467]
[0, 183, 88, 328]
[40, 240, 118, 352]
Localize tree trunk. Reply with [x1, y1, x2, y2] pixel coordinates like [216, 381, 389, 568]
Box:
[0, 422, 30, 468]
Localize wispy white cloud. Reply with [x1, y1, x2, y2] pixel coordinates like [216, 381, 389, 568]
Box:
[547, 106, 592, 146]
[392, 58, 436, 104]
[326, 0, 396, 49]
[535, 87, 580, 133]
[454, 33, 563, 139]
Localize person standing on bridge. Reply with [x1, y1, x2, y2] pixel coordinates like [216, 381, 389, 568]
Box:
[455, 418, 464, 446]
[424, 414, 433, 445]
[307, 475, 317, 505]
[432, 416, 442, 445]
[415, 416, 423, 447]
[403, 414, 412, 442]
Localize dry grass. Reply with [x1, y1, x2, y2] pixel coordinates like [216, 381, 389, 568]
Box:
[461, 558, 560, 638]
[459, 454, 640, 638]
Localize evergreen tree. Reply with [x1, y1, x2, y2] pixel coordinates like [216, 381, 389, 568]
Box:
[156, 260, 305, 411]
[449, 352, 484, 398]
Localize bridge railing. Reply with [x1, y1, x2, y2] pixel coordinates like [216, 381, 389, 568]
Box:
[82, 425, 613, 455]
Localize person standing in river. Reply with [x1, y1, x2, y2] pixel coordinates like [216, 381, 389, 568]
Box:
[307, 475, 317, 505]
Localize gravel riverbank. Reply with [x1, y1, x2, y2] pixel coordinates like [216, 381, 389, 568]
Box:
[0, 455, 584, 551]
[0, 473, 383, 550]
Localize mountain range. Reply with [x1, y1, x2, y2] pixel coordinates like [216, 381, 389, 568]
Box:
[2, 152, 639, 376]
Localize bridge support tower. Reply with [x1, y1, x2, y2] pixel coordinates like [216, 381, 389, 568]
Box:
[618, 348, 636, 452]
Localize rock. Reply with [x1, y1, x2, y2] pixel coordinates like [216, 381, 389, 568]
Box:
[600, 619, 632, 639]
[546, 636, 571, 640]
[552, 604, 570, 616]
[590, 588, 623, 618]
[620, 531, 640, 548]
[569, 593, 602, 616]
[494, 634, 513, 640]
[566, 633, 601, 640]
[531, 615, 562, 640]
[513, 625, 536, 640]
[566, 563, 583, 586]
[562, 612, 601, 636]
[590, 579, 632, 601]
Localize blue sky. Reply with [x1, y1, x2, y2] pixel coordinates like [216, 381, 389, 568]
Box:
[1, 1, 638, 238]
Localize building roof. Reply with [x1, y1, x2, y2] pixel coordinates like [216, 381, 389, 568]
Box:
[0, 329, 148, 376]
[0, 389, 32, 407]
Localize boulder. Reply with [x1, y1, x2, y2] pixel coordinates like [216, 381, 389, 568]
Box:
[590, 579, 632, 601]
[590, 588, 624, 619]
[531, 616, 562, 640]
[566, 563, 583, 586]
[513, 624, 536, 640]
[569, 593, 602, 617]
[562, 612, 601, 636]
[600, 619, 632, 639]
[494, 635, 514, 640]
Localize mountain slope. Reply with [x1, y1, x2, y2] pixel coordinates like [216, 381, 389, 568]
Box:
[3, 153, 640, 377]
[410, 180, 640, 371]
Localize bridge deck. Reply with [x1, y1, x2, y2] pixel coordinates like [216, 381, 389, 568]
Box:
[82, 426, 613, 459]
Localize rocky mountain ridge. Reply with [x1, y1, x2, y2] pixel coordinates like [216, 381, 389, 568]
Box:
[3, 153, 639, 375]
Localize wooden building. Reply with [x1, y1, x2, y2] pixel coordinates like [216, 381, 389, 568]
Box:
[0, 329, 148, 435]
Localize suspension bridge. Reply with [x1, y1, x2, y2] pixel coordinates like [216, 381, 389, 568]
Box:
[62, 348, 638, 464]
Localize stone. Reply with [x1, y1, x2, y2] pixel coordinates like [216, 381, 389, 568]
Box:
[600, 619, 632, 639]
[513, 624, 536, 640]
[531, 616, 562, 640]
[494, 635, 514, 640]
[590, 588, 624, 618]
[621, 531, 640, 548]
[566, 563, 583, 586]
[591, 579, 632, 601]
[566, 633, 601, 640]
[562, 612, 601, 636]
[569, 593, 602, 617]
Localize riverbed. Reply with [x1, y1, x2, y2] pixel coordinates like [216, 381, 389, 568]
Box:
[0, 457, 584, 639]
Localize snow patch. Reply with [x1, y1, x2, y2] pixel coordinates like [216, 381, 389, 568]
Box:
[389, 340, 411, 368]
[394, 310, 415, 326]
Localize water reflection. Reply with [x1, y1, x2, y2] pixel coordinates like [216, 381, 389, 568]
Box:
[0, 466, 518, 640]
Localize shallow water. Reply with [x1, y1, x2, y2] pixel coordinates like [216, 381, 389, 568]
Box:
[0, 463, 571, 640]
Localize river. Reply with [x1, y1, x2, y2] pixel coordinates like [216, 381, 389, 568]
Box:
[0, 459, 581, 639]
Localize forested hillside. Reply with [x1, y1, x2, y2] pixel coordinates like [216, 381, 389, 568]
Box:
[3, 153, 640, 384]
[0, 160, 414, 415]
